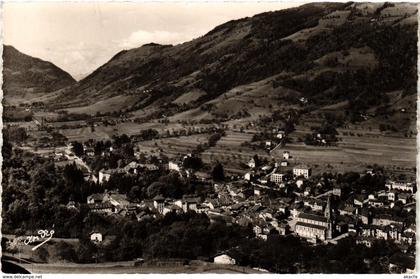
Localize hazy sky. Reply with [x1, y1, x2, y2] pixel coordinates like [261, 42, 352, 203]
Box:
[4, 2, 303, 79]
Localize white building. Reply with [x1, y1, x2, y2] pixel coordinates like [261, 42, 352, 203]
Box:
[283, 151, 290, 160]
[244, 172, 252, 181]
[296, 179, 304, 188]
[385, 180, 415, 193]
[398, 193, 410, 204]
[168, 161, 181, 172]
[175, 199, 198, 213]
[98, 169, 112, 184]
[293, 165, 311, 179]
[253, 225, 263, 235]
[248, 158, 256, 168]
[388, 191, 396, 201]
[153, 195, 165, 214]
[214, 254, 236, 265]
[277, 131, 285, 139]
[270, 173, 284, 184]
[90, 232, 103, 243]
[280, 160, 289, 167]
[332, 186, 342, 197]
[87, 193, 105, 204]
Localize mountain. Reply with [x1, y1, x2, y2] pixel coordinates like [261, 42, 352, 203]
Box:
[3, 45, 76, 105]
[24, 3, 420, 125]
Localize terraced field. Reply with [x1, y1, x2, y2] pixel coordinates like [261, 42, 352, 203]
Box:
[58, 121, 204, 142]
[138, 134, 211, 158]
[203, 131, 266, 174]
[272, 132, 416, 175]
[47, 115, 416, 178]
[137, 131, 266, 174]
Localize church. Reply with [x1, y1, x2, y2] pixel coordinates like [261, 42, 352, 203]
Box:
[295, 196, 334, 242]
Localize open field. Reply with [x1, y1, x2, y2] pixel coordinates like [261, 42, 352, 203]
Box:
[57, 120, 219, 142]
[161, 127, 414, 175]
[64, 95, 139, 114]
[202, 131, 262, 174]
[6, 121, 38, 130]
[58, 122, 172, 142]
[4, 90, 60, 107]
[59, 125, 114, 141]
[273, 133, 416, 175]
[138, 131, 263, 174]
[136, 125, 416, 176]
[138, 133, 211, 158]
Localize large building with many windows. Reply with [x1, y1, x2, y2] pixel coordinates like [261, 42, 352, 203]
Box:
[295, 221, 328, 240]
[270, 173, 284, 184]
[385, 180, 415, 193]
[293, 165, 311, 178]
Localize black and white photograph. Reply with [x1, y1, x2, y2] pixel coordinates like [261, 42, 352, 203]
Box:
[1, 1, 417, 274]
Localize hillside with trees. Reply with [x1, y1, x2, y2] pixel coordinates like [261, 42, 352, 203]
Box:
[35, 2, 417, 129]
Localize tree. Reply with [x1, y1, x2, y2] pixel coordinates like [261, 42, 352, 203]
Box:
[63, 163, 85, 202]
[127, 185, 142, 201]
[113, 134, 130, 147]
[212, 162, 225, 181]
[252, 154, 261, 167]
[122, 143, 134, 158]
[71, 141, 84, 157]
[208, 133, 223, 147]
[94, 141, 104, 156]
[146, 182, 166, 198]
[183, 156, 203, 171]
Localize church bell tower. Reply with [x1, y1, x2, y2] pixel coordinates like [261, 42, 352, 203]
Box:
[325, 195, 333, 239]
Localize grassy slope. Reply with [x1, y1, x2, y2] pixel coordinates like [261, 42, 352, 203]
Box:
[3, 45, 76, 106]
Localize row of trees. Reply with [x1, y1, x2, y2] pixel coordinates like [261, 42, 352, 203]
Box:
[230, 235, 401, 273]
[40, 213, 403, 274]
[52, 211, 252, 263]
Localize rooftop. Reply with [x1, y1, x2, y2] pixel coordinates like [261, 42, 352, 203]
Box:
[88, 202, 114, 209]
[295, 221, 327, 231]
[294, 165, 310, 170]
[298, 212, 328, 223]
[153, 195, 165, 201]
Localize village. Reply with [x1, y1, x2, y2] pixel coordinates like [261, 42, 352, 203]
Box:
[2, 1, 419, 275]
[27, 136, 415, 273]
[2, 97, 417, 274]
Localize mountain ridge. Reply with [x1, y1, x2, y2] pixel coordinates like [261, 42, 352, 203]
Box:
[3, 45, 76, 105]
[4, 2, 417, 126]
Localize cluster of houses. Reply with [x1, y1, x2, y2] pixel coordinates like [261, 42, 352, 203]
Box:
[66, 146, 416, 273]
[85, 191, 202, 220]
[97, 162, 160, 184]
[235, 151, 415, 272]
[244, 151, 311, 188]
[263, 129, 286, 150]
[86, 191, 133, 215]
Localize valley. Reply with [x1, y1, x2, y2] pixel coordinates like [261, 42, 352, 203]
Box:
[2, 2, 417, 274]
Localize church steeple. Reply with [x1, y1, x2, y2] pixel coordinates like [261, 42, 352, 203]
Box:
[325, 195, 331, 220]
[325, 195, 333, 240]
